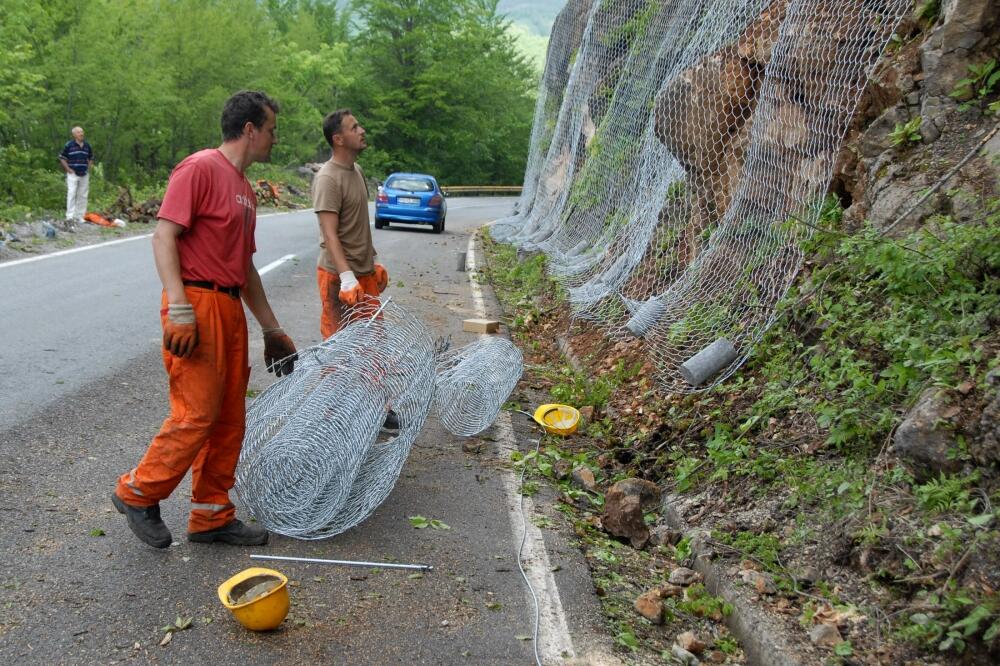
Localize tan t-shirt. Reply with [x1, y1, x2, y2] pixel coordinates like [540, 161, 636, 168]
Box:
[312, 160, 375, 275]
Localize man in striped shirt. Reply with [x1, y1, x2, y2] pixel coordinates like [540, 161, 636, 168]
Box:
[58, 126, 94, 223]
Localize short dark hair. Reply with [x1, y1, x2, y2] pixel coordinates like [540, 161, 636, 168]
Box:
[322, 108, 353, 147]
[221, 91, 279, 141]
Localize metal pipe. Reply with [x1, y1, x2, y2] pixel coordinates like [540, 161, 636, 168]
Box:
[250, 554, 433, 571]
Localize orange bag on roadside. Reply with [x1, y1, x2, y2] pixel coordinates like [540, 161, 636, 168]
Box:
[84, 212, 115, 227]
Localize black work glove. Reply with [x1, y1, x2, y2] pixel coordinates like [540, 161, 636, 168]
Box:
[263, 328, 297, 377]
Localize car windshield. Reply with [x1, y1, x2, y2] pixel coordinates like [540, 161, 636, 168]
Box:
[387, 177, 433, 192]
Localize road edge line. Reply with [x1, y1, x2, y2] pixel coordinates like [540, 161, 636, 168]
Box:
[466, 230, 576, 662]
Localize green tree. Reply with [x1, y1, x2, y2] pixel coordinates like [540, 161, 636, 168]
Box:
[349, 0, 536, 184]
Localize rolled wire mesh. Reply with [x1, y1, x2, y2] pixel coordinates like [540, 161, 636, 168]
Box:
[433, 337, 524, 436]
[236, 300, 436, 539]
[498, 0, 908, 391]
[236, 301, 523, 538]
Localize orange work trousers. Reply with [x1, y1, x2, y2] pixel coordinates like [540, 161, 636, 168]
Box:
[115, 286, 250, 533]
[317, 267, 382, 338]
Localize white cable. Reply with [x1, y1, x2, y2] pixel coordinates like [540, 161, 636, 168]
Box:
[516, 436, 544, 666]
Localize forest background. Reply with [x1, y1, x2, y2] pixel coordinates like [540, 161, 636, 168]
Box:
[0, 0, 565, 223]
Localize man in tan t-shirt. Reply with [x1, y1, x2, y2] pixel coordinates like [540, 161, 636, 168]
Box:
[311, 108, 389, 338]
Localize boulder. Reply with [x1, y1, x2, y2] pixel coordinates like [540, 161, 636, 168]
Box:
[606, 478, 661, 510]
[601, 494, 648, 548]
[892, 388, 963, 479]
[971, 367, 1000, 467]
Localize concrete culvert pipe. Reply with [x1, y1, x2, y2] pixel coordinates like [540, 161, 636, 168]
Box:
[679, 338, 738, 386]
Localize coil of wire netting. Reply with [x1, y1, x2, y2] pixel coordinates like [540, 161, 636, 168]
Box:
[236, 300, 436, 539]
[434, 336, 524, 436]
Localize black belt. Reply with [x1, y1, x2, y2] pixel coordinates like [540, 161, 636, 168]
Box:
[183, 280, 240, 298]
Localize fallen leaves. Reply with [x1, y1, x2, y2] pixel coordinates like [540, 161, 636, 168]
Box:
[408, 515, 451, 530]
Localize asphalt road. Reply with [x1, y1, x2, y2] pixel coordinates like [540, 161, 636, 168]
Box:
[0, 198, 615, 664]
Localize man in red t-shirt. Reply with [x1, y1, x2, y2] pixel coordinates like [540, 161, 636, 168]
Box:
[112, 91, 297, 548]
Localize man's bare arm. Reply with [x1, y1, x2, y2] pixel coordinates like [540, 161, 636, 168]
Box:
[242, 262, 281, 330]
[317, 211, 352, 274]
[151, 219, 188, 304]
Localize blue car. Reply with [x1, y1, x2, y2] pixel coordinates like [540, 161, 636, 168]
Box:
[374, 172, 447, 233]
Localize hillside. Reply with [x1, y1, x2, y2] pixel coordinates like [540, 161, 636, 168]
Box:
[488, 0, 1000, 663]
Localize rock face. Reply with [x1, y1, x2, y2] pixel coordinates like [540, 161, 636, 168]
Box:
[835, 0, 1000, 231]
[892, 388, 963, 478]
[972, 368, 1000, 468]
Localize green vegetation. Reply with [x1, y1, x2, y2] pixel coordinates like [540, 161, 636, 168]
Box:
[0, 0, 537, 223]
[484, 186, 1000, 659]
[889, 117, 923, 146]
[480, 233, 566, 330]
[950, 58, 1000, 113]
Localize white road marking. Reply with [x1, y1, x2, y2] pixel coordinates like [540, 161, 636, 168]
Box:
[465, 232, 576, 662]
[0, 232, 153, 269]
[258, 254, 296, 275]
[0, 210, 305, 270]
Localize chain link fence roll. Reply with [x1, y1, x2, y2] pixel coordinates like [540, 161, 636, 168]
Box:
[434, 336, 524, 436]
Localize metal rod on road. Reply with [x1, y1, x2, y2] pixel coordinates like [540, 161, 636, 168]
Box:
[250, 554, 433, 571]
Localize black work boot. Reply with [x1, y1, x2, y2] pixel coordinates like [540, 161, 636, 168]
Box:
[111, 493, 172, 549]
[188, 519, 269, 546]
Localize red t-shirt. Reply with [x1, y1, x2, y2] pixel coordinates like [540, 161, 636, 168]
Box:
[158, 148, 257, 288]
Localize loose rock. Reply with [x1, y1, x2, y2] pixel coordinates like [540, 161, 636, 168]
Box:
[649, 525, 682, 547]
[606, 478, 661, 511]
[633, 590, 664, 624]
[571, 467, 597, 493]
[668, 567, 702, 586]
[671, 644, 700, 666]
[601, 494, 649, 548]
[677, 631, 707, 654]
[808, 623, 842, 647]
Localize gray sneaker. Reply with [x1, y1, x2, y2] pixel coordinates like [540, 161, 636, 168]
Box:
[188, 519, 269, 546]
[111, 493, 172, 549]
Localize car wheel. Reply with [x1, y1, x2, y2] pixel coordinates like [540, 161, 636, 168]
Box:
[374, 217, 385, 229]
[432, 217, 443, 234]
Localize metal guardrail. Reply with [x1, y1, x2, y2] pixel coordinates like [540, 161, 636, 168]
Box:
[441, 185, 522, 196]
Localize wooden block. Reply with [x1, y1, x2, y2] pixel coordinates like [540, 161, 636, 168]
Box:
[462, 318, 500, 334]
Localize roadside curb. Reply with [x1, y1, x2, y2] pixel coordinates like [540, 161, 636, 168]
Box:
[556, 333, 810, 666]
[660, 496, 810, 666]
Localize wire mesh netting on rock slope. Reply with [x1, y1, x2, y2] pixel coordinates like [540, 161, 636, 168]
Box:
[495, 0, 909, 392]
[236, 301, 523, 539]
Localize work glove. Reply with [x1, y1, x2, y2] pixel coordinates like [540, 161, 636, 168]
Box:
[338, 270, 365, 306]
[163, 303, 198, 358]
[263, 328, 297, 377]
[374, 263, 389, 293]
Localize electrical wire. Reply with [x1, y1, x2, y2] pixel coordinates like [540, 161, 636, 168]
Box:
[515, 434, 544, 666]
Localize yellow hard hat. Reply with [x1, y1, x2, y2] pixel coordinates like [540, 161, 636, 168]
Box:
[532, 403, 581, 436]
[217, 567, 290, 631]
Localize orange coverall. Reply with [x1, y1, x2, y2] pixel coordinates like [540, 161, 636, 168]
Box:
[115, 286, 249, 532]
[317, 267, 382, 338]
